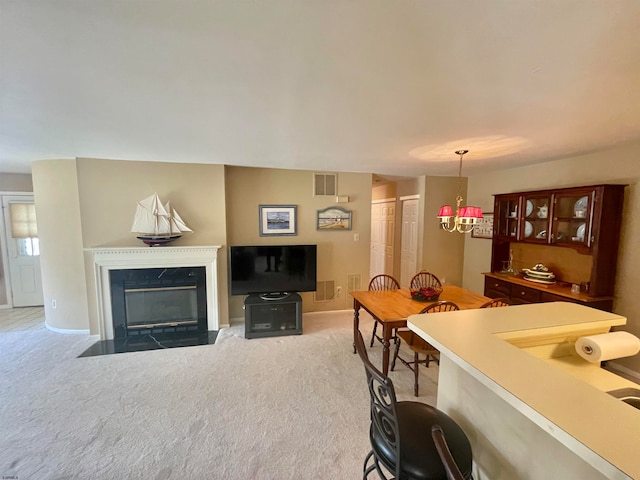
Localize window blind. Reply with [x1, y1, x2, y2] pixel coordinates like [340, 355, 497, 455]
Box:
[9, 202, 38, 238]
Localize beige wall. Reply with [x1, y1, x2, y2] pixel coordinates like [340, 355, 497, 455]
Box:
[464, 140, 640, 375]
[0, 173, 33, 192]
[30, 159, 369, 332]
[420, 176, 467, 286]
[75, 158, 229, 333]
[32, 158, 228, 333]
[378, 176, 465, 287]
[32, 160, 89, 330]
[372, 181, 396, 201]
[225, 166, 372, 318]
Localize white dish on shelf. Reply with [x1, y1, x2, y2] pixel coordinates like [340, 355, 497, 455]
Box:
[522, 269, 555, 279]
[574, 196, 588, 217]
[524, 221, 533, 238]
[524, 276, 557, 285]
[526, 200, 533, 217]
[536, 230, 547, 239]
[577, 223, 586, 241]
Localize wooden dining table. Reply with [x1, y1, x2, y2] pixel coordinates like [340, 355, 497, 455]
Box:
[351, 285, 491, 375]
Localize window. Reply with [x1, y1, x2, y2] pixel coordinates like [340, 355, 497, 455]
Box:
[17, 238, 39, 256]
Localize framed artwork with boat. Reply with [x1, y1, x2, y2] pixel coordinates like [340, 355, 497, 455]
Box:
[316, 206, 352, 231]
[259, 205, 297, 236]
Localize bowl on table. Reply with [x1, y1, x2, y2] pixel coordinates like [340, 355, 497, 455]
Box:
[410, 286, 443, 302]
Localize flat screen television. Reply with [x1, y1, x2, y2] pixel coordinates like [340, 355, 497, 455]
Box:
[229, 244, 317, 295]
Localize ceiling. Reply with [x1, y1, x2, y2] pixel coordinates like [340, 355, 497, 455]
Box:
[2, 1, 640, 176]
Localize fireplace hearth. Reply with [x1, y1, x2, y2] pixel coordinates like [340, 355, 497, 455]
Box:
[78, 330, 218, 357]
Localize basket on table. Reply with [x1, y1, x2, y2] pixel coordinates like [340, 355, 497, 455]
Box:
[410, 286, 443, 302]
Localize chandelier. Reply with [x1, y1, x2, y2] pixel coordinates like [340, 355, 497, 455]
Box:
[437, 149, 483, 233]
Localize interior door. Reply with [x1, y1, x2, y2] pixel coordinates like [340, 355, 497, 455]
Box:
[370, 201, 395, 279]
[2, 195, 44, 307]
[400, 198, 419, 288]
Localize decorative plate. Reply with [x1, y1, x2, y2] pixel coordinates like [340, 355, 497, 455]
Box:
[524, 221, 533, 238]
[536, 230, 547, 239]
[577, 223, 586, 241]
[523, 268, 555, 276]
[522, 268, 555, 278]
[574, 196, 588, 217]
[524, 276, 557, 285]
[526, 200, 533, 217]
[523, 271, 555, 280]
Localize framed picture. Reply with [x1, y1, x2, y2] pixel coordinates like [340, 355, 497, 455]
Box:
[471, 212, 494, 239]
[316, 206, 352, 231]
[259, 205, 297, 236]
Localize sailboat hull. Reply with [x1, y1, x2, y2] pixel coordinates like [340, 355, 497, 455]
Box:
[136, 234, 182, 247]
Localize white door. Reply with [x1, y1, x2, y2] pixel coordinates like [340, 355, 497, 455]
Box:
[2, 195, 44, 307]
[370, 201, 395, 279]
[400, 198, 419, 288]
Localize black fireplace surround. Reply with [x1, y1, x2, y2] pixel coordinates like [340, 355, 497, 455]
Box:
[109, 267, 208, 340]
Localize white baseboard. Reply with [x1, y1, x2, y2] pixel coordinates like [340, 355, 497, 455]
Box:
[605, 361, 640, 382]
[45, 321, 90, 335]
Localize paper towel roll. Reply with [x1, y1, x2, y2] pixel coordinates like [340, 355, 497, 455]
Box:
[575, 331, 640, 363]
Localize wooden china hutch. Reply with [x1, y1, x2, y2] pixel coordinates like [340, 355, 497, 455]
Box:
[484, 184, 626, 311]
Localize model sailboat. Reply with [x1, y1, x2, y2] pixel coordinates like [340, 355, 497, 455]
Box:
[131, 193, 193, 246]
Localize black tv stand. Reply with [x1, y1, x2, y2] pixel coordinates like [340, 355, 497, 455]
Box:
[244, 293, 302, 339]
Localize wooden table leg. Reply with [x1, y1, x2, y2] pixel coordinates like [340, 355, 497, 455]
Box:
[382, 323, 392, 376]
[353, 299, 361, 354]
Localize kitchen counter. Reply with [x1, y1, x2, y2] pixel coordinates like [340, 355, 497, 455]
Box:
[407, 302, 639, 480]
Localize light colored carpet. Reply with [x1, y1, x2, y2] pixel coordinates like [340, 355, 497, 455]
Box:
[0, 310, 440, 479]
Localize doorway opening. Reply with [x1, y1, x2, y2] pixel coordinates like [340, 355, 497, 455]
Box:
[0, 194, 44, 308]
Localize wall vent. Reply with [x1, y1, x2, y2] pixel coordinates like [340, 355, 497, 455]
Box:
[315, 280, 336, 302]
[314, 173, 337, 196]
[347, 274, 362, 296]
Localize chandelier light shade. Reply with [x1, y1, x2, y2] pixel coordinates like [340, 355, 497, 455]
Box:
[438, 150, 483, 233]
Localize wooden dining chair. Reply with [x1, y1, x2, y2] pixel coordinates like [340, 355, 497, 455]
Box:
[480, 298, 510, 308]
[410, 271, 442, 290]
[368, 274, 400, 347]
[391, 301, 460, 397]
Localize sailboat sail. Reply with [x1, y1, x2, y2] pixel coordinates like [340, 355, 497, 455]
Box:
[171, 208, 193, 233]
[131, 193, 193, 244]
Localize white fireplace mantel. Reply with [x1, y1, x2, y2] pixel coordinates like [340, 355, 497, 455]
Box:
[86, 246, 221, 340]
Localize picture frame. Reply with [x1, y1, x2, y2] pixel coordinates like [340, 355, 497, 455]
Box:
[471, 212, 494, 239]
[316, 206, 352, 231]
[259, 205, 297, 236]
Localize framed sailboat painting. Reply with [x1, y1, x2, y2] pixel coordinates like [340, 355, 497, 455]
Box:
[259, 205, 297, 236]
[316, 206, 352, 230]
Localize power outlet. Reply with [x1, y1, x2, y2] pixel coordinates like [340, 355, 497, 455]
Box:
[336, 286, 342, 298]
[52, 299, 57, 309]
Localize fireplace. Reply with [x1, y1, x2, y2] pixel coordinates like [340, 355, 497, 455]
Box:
[109, 267, 207, 339]
[87, 246, 221, 340]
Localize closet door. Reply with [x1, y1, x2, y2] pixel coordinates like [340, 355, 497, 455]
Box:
[400, 198, 418, 288]
[370, 201, 395, 279]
